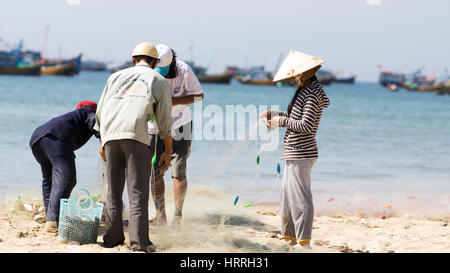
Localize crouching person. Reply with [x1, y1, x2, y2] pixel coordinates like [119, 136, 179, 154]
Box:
[29, 100, 100, 233]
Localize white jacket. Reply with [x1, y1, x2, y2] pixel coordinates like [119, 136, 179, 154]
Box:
[94, 62, 173, 147]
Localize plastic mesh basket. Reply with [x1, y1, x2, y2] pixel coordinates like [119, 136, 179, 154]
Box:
[57, 188, 104, 244]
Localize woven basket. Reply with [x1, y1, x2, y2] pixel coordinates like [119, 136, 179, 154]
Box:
[57, 188, 104, 244]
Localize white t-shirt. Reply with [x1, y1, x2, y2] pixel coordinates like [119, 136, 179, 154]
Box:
[148, 60, 203, 135]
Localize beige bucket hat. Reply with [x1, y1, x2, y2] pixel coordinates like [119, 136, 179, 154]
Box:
[132, 42, 159, 59]
[273, 50, 325, 82]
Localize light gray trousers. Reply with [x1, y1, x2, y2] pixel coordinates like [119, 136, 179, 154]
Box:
[103, 139, 152, 251]
[280, 158, 317, 243]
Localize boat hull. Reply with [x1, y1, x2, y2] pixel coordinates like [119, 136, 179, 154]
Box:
[0, 65, 41, 75]
[198, 73, 233, 84]
[402, 82, 446, 92]
[318, 75, 334, 85]
[41, 62, 77, 75]
[43, 55, 82, 75]
[333, 75, 355, 84]
[235, 76, 274, 85]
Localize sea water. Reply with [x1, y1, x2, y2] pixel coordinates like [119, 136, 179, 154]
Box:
[0, 71, 449, 216]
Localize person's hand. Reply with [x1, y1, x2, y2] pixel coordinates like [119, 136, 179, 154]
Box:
[259, 110, 271, 120]
[260, 110, 273, 129]
[99, 145, 106, 162]
[158, 150, 172, 174]
[267, 116, 282, 129]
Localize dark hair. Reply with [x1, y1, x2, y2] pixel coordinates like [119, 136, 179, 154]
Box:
[287, 75, 317, 116]
[166, 49, 178, 79]
[132, 55, 158, 65]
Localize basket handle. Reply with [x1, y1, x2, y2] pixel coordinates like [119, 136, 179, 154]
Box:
[71, 188, 91, 200]
[71, 188, 94, 211]
[77, 195, 94, 211]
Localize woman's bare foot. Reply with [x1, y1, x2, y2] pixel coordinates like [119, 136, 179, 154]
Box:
[279, 236, 297, 246]
[299, 241, 312, 249]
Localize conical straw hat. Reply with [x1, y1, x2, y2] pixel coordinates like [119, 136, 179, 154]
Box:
[273, 50, 325, 82]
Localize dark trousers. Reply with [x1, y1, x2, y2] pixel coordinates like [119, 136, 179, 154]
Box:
[103, 139, 152, 251]
[31, 135, 76, 222]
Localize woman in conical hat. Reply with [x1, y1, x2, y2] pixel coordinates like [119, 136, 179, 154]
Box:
[259, 50, 330, 249]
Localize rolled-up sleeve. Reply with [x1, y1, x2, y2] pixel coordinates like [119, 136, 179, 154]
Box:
[154, 80, 173, 138]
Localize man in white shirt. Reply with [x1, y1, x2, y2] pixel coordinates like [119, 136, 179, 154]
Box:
[148, 44, 204, 226]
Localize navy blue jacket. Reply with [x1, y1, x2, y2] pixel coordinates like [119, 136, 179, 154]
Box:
[29, 108, 100, 151]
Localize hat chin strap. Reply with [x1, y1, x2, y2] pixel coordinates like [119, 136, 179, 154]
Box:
[290, 75, 304, 87]
[290, 74, 315, 87]
[290, 65, 321, 87]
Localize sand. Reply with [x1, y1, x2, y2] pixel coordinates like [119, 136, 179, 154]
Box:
[0, 189, 448, 253]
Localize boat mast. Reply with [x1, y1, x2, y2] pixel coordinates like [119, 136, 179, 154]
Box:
[205, 52, 215, 73]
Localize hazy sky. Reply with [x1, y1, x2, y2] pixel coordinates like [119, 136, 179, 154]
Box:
[0, 0, 449, 81]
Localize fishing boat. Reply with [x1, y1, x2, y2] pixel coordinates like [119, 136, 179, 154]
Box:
[430, 79, 450, 95]
[0, 40, 42, 76]
[379, 70, 405, 86]
[185, 61, 233, 84]
[235, 75, 274, 85]
[401, 70, 439, 92]
[332, 75, 356, 83]
[316, 70, 334, 85]
[198, 73, 233, 84]
[41, 54, 82, 76]
[234, 66, 275, 85]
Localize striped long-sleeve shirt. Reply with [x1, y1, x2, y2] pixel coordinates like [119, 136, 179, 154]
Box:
[272, 79, 330, 160]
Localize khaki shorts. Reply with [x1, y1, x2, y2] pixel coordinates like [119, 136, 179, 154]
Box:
[149, 122, 191, 180]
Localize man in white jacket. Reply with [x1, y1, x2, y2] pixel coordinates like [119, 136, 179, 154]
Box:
[148, 44, 204, 226]
[95, 42, 173, 252]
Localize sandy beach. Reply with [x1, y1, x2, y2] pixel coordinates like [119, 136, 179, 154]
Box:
[0, 187, 448, 253]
